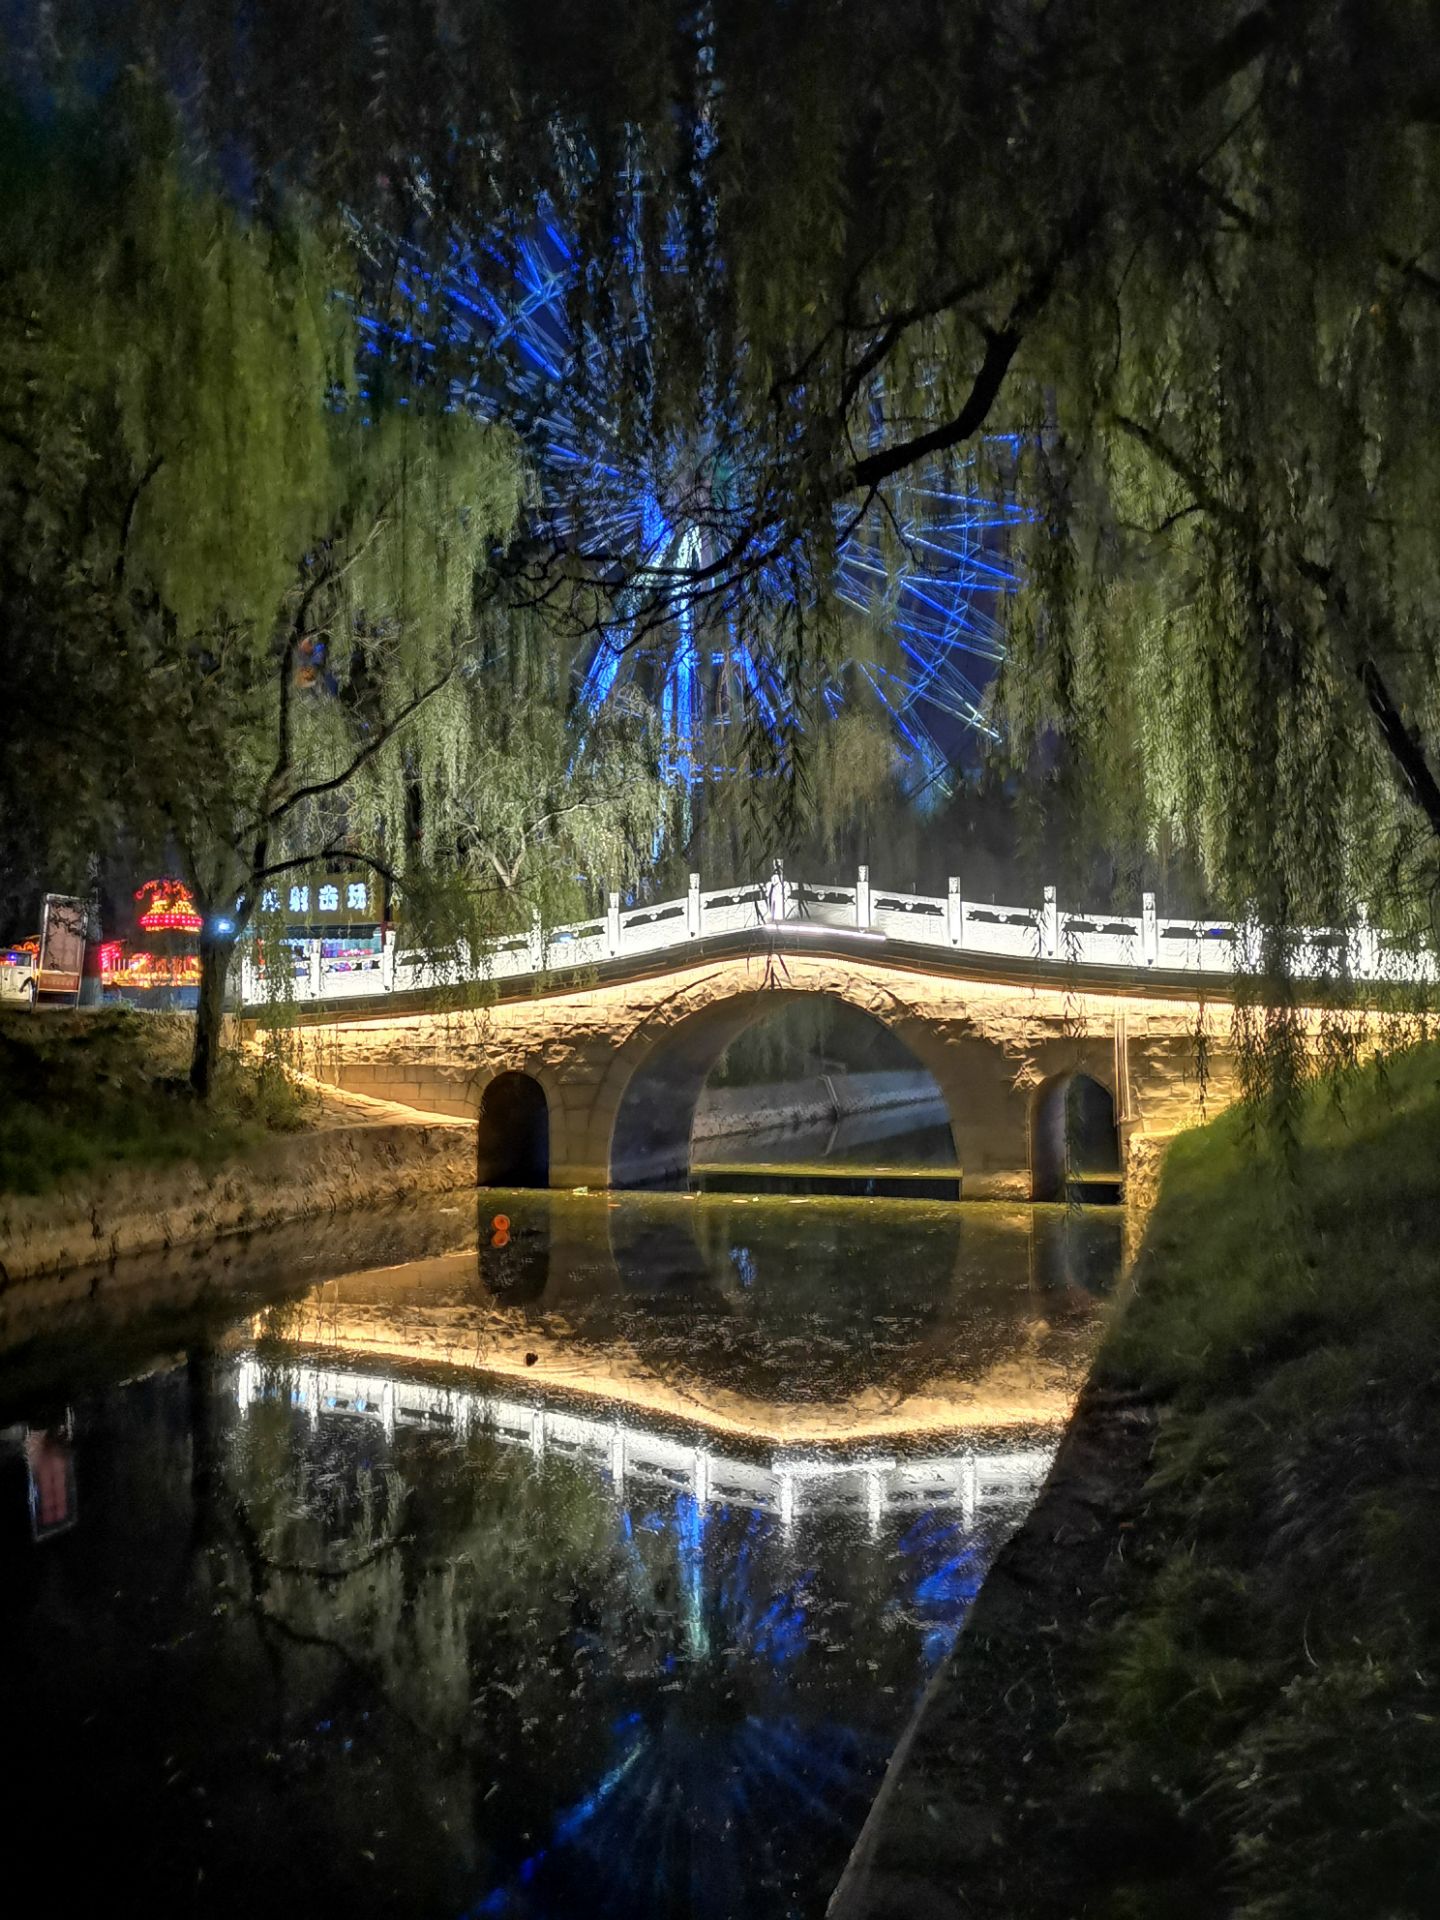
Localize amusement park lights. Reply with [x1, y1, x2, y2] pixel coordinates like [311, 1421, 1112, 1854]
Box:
[135, 878, 203, 934]
[358, 209, 1026, 805]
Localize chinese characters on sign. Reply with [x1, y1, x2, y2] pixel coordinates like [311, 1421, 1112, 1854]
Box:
[263, 878, 371, 922]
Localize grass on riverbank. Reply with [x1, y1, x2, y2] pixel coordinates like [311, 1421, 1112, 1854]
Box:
[1073, 1041, 1440, 1919]
[0, 1010, 314, 1195]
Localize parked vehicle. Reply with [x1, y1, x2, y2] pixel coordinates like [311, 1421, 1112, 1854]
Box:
[0, 941, 37, 1007]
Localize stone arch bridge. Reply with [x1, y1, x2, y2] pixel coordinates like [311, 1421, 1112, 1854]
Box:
[255, 866, 1411, 1200]
[277, 927, 1263, 1206]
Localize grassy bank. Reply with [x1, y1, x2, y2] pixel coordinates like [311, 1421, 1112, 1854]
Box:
[0, 1010, 312, 1195]
[1068, 1042, 1440, 1918]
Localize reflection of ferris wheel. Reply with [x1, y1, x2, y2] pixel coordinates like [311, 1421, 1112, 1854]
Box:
[364, 219, 1024, 800]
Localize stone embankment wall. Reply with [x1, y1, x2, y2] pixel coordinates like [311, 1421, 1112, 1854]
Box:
[0, 1118, 474, 1287]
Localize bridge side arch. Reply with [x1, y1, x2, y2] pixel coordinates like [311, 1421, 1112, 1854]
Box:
[476, 1068, 551, 1187]
[1030, 1070, 1122, 1203]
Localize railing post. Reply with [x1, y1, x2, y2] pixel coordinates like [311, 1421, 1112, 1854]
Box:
[380, 927, 396, 991]
[1041, 885, 1059, 960]
[606, 887, 621, 957]
[308, 938, 323, 1000]
[856, 864, 871, 929]
[767, 858, 788, 923]
[1353, 903, 1379, 980]
[1142, 892, 1159, 967]
[687, 871, 702, 938]
[528, 908, 544, 973]
[947, 875, 964, 946]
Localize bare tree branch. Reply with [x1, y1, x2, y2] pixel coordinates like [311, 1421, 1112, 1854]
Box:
[263, 657, 457, 825]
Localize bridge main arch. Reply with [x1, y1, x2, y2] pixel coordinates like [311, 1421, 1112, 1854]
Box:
[605, 984, 954, 1187]
[580, 955, 1088, 1197]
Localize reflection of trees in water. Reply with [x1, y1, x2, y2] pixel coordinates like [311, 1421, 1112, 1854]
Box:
[219, 1386, 910, 1917]
[467, 1493, 890, 1920]
[7, 1331, 1039, 1918]
[474, 1705, 883, 1920]
[219, 1366, 1018, 1919]
[227, 1381, 619, 1739]
[7, 1358, 484, 1913]
[465, 1482, 1032, 1918]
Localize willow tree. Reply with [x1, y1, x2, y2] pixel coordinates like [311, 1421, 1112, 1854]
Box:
[54, 1, 1437, 962]
[14, 7, 1440, 1025]
[0, 90, 668, 1094]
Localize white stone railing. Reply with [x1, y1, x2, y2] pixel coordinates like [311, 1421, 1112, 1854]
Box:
[235, 1355, 1052, 1534]
[237, 863, 1436, 1008]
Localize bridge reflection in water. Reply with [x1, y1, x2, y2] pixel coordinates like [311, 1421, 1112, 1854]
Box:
[279, 1188, 1121, 1442]
[236, 1358, 1056, 1536]
[235, 1193, 1118, 1916]
[233, 1313, 1061, 1919]
[3, 1192, 1121, 1920]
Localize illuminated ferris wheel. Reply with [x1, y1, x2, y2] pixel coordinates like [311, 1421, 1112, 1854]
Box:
[362, 217, 1023, 801]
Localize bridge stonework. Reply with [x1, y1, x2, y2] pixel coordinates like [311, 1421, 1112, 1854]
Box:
[293, 946, 1237, 1199]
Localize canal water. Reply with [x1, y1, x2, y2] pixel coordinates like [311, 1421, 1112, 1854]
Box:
[0, 1191, 1120, 1918]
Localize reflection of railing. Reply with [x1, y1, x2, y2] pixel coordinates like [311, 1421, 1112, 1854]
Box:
[237, 863, 1435, 1008]
[235, 1358, 1054, 1534]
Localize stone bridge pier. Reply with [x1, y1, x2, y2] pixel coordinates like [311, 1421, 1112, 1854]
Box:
[290, 947, 1237, 1201]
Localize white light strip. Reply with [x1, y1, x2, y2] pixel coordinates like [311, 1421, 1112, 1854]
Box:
[239, 1358, 1054, 1522]
[760, 920, 887, 943]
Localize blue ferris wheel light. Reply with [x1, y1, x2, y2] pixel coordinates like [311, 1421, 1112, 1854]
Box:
[362, 213, 1024, 802]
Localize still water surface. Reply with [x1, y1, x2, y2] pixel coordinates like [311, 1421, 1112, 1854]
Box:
[0, 1192, 1120, 1918]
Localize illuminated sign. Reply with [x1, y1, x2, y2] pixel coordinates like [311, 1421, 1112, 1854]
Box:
[103, 944, 201, 988]
[135, 878, 203, 934]
[262, 875, 374, 924]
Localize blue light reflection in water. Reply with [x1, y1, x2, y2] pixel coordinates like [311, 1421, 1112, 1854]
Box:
[465, 1477, 987, 1919]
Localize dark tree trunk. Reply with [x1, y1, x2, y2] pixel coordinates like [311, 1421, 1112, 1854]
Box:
[190, 930, 237, 1101]
[1357, 656, 1440, 844]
